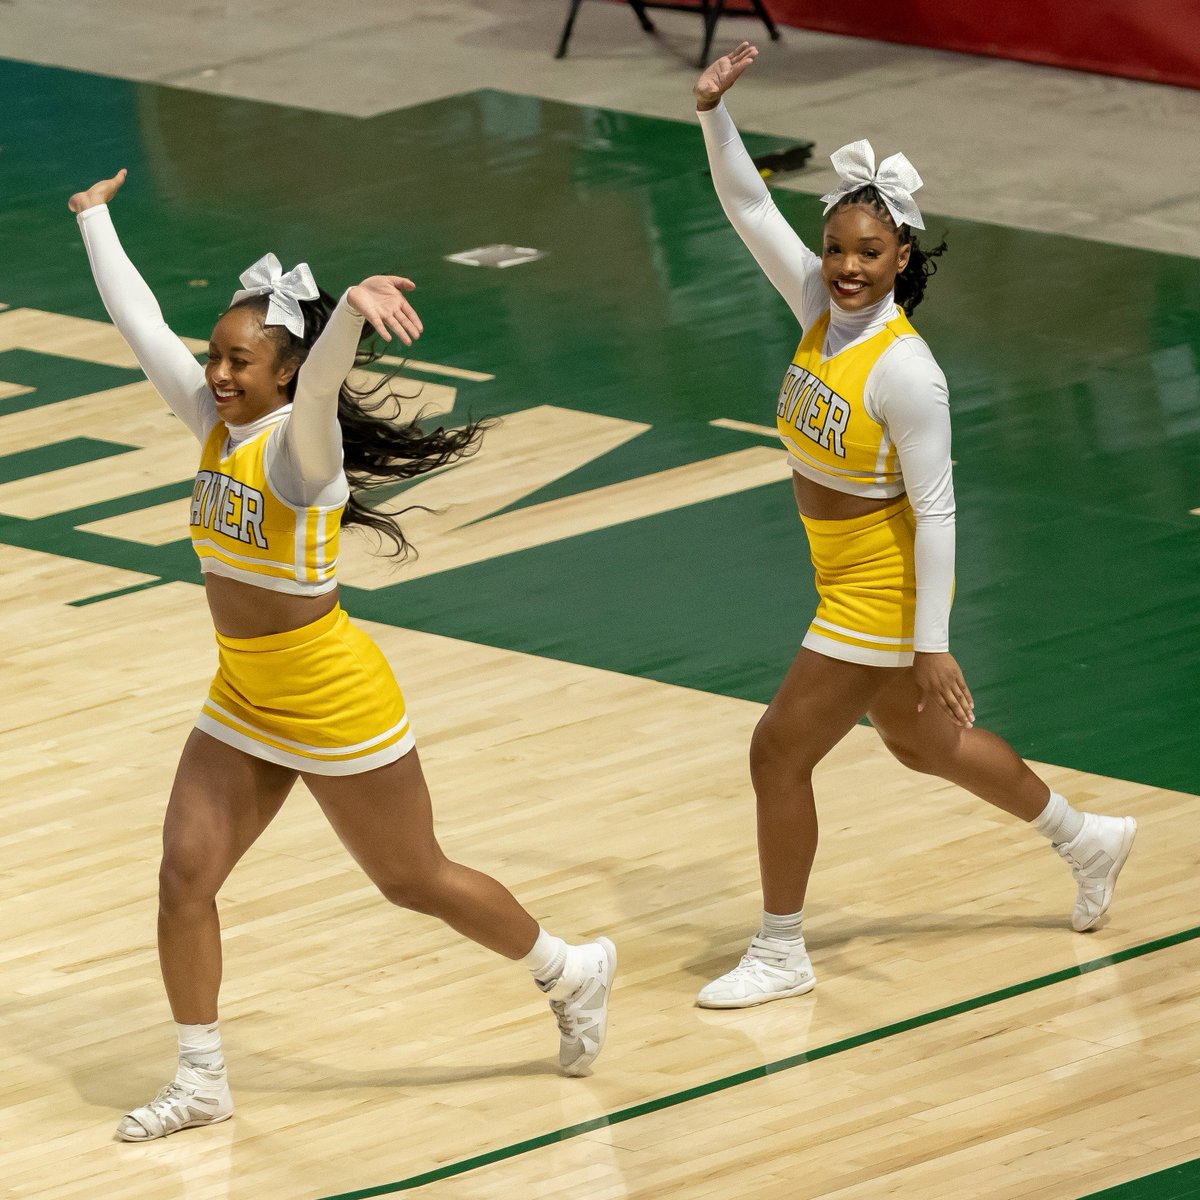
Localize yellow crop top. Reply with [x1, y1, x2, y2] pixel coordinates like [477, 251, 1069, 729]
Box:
[775, 308, 920, 495]
[190, 422, 344, 596]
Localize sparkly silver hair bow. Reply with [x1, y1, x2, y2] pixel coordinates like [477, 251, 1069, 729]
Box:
[819, 140, 925, 230]
[229, 253, 319, 338]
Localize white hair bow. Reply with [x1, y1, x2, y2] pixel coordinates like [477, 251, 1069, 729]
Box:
[229, 253, 319, 338]
[819, 140, 925, 231]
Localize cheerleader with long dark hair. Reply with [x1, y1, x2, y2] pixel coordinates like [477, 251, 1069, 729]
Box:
[69, 170, 615, 1141]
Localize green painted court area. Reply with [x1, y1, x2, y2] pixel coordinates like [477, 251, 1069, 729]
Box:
[3, 60, 1198, 793]
[1085, 1158, 1200, 1199]
[3, 55, 1199, 1200]
[4, 61, 1199, 777]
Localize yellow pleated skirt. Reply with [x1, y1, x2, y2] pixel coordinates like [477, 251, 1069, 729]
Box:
[800, 496, 919, 668]
[196, 606, 415, 775]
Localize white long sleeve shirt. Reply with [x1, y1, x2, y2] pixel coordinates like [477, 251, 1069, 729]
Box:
[76, 203, 357, 511]
[698, 100, 955, 652]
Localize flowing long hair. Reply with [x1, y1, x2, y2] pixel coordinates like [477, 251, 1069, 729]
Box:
[825, 185, 947, 315]
[231, 290, 489, 559]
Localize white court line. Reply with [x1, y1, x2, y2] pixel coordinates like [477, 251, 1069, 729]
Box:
[377, 356, 494, 382]
[710, 418, 777, 438]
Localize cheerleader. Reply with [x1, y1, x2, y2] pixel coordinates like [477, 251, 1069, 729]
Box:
[69, 171, 615, 1139]
[693, 45, 1135, 1008]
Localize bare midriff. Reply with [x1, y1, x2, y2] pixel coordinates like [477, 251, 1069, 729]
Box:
[205, 572, 339, 639]
[791, 470, 901, 521]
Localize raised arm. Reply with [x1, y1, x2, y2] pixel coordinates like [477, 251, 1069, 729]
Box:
[694, 44, 826, 329]
[70, 172, 216, 443]
[271, 276, 423, 505]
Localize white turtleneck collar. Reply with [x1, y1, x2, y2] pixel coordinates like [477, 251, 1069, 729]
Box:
[824, 290, 899, 358]
[223, 402, 292, 450]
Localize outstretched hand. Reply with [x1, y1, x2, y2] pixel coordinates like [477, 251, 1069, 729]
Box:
[68, 169, 128, 214]
[347, 275, 424, 346]
[913, 651, 975, 730]
[694, 41, 759, 111]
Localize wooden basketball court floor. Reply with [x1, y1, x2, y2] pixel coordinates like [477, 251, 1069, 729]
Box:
[2, 17, 1199, 1200]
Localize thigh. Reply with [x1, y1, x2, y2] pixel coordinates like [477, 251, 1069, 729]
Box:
[162, 728, 298, 890]
[759, 646, 898, 765]
[866, 666, 962, 758]
[302, 749, 442, 882]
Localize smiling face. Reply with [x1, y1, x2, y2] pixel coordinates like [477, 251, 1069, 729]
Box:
[821, 203, 911, 312]
[204, 306, 297, 425]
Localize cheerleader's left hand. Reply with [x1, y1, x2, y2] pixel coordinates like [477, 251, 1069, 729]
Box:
[347, 275, 424, 346]
[913, 651, 975, 729]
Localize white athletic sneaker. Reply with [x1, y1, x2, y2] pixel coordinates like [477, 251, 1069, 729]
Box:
[115, 1063, 233, 1141]
[545, 937, 617, 1077]
[697, 934, 816, 1009]
[1055, 812, 1137, 932]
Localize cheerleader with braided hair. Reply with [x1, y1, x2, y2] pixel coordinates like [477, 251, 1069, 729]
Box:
[69, 170, 615, 1141]
[692, 44, 1135, 1009]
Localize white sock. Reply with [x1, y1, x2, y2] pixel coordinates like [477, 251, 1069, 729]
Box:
[176, 1021, 224, 1074]
[759, 909, 805, 944]
[1032, 791, 1085, 846]
[521, 928, 567, 990]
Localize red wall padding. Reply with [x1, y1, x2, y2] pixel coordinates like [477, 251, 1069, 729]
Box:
[749, 0, 1200, 89]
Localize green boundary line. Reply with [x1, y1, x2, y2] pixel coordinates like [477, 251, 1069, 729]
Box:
[1081, 1156, 1200, 1199]
[318, 924, 1200, 1199]
[66, 578, 167, 607]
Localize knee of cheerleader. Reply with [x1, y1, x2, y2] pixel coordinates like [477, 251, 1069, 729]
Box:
[750, 716, 820, 786]
[375, 871, 444, 915]
[157, 853, 224, 911]
[881, 735, 937, 775]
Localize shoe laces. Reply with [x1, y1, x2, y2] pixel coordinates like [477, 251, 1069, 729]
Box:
[715, 951, 791, 987]
[152, 1081, 189, 1107]
[550, 1001, 576, 1037]
[123, 1081, 193, 1137]
[550, 978, 603, 1038]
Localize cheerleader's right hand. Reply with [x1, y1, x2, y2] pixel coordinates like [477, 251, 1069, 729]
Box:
[913, 651, 975, 729]
[694, 41, 759, 111]
[68, 169, 127, 214]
